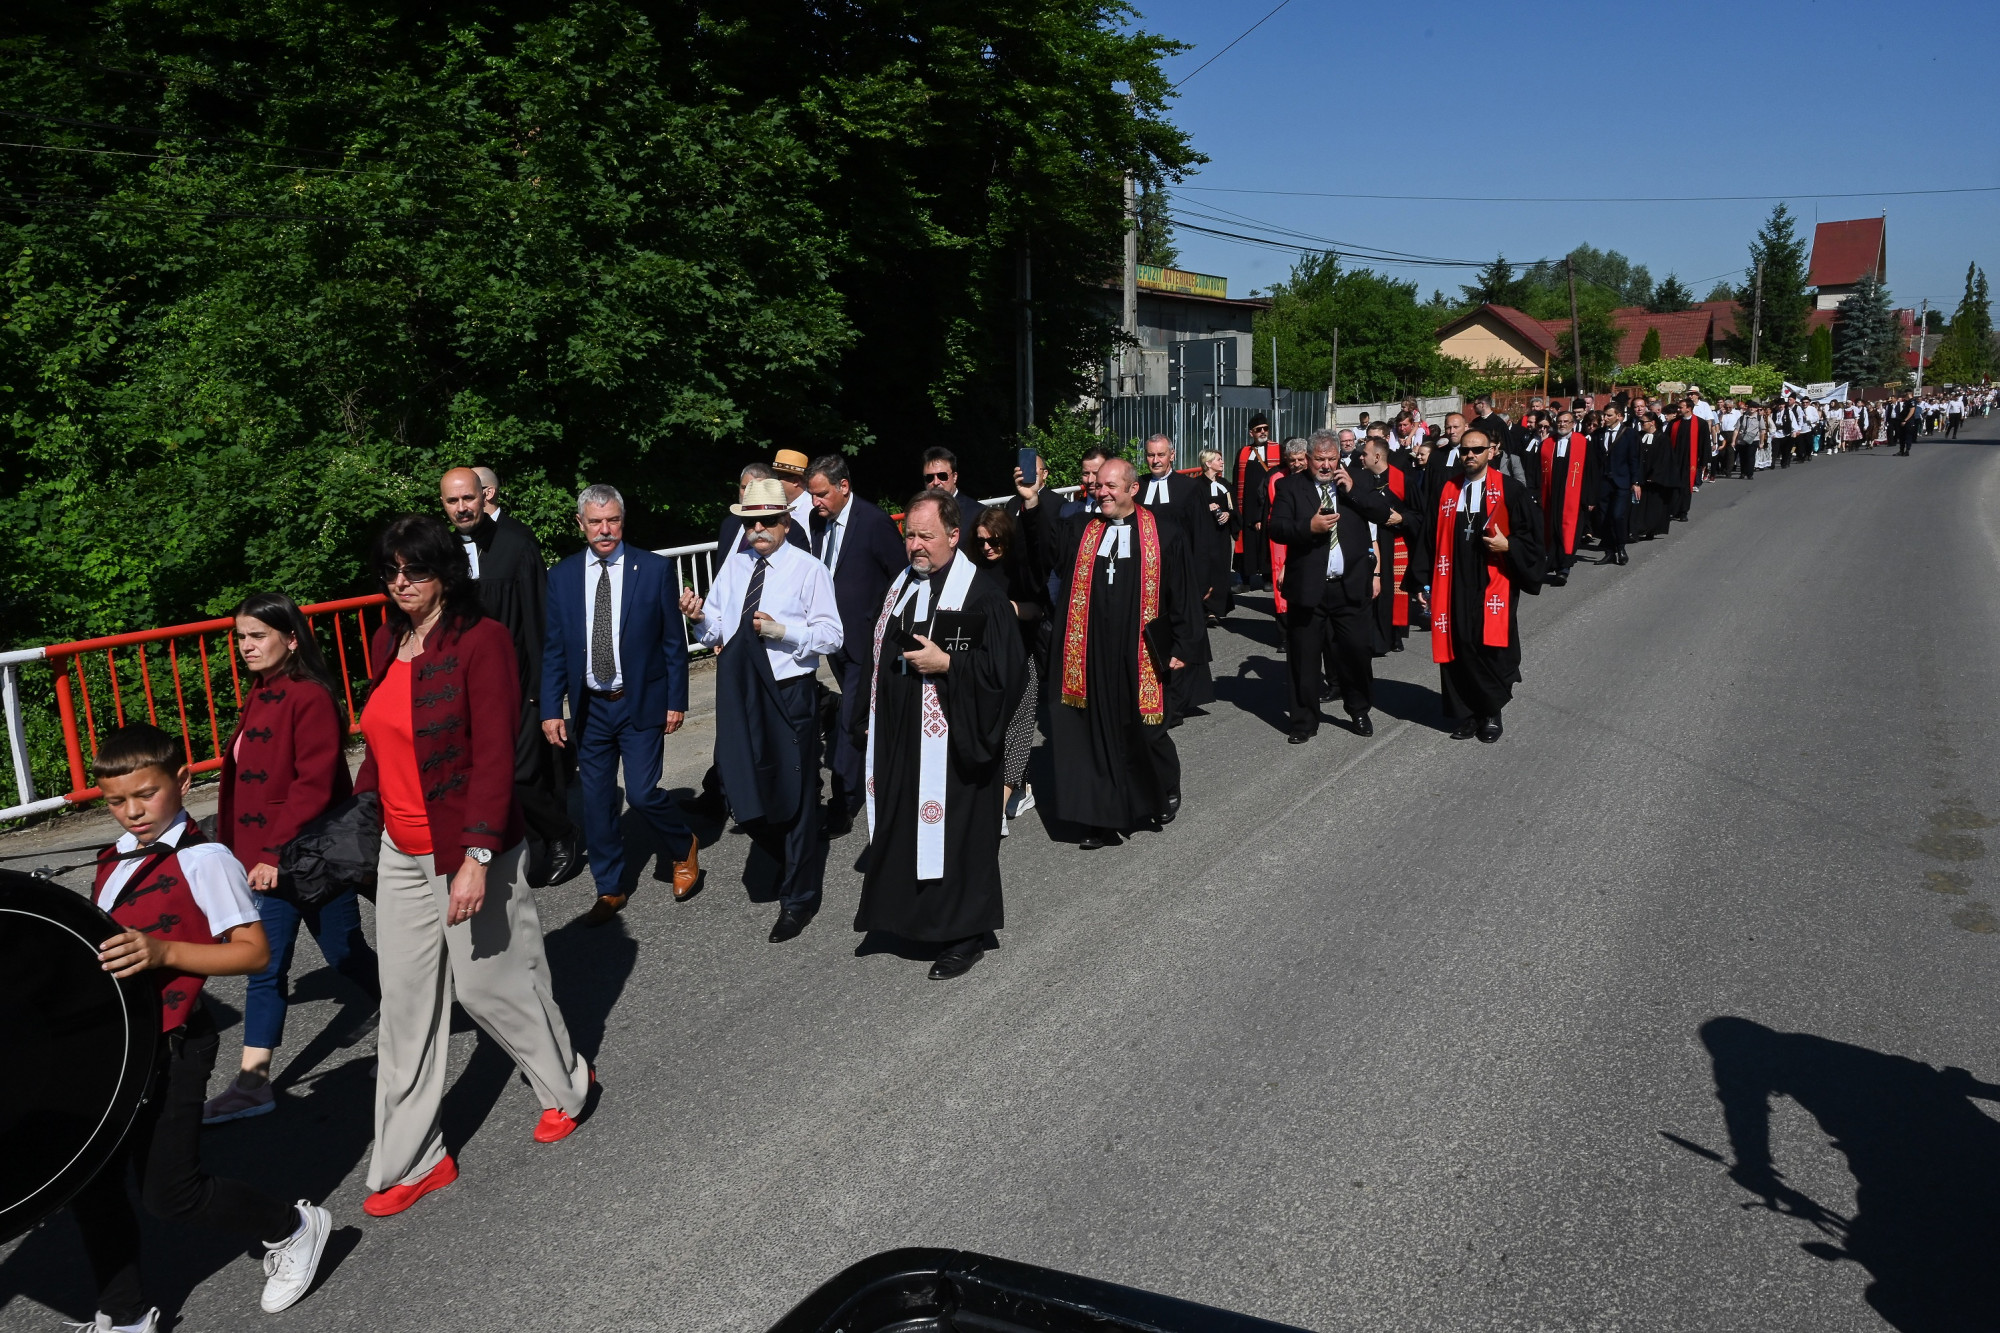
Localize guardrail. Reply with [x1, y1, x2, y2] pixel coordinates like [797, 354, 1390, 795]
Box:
[2, 487, 1087, 825]
[1, 539, 723, 824]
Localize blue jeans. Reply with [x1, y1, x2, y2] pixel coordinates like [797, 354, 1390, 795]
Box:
[241, 889, 381, 1049]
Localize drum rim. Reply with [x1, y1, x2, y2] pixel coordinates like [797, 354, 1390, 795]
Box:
[0, 870, 160, 1243]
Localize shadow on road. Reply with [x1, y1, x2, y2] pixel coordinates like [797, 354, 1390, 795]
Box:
[1666, 1016, 2000, 1332]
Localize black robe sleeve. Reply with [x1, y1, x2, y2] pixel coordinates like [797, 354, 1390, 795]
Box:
[939, 576, 1027, 771]
[1503, 481, 1547, 595]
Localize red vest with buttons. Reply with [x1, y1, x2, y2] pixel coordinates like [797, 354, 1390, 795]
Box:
[93, 828, 217, 1033]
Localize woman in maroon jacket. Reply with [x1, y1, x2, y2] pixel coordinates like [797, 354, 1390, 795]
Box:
[202, 591, 381, 1126]
[355, 515, 592, 1219]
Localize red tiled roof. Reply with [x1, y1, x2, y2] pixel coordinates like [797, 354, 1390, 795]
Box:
[1696, 300, 1739, 341]
[1807, 217, 1886, 288]
[1608, 307, 1714, 363]
[1806, 308, 1839, 336]
[1436, 304, 1560, 355]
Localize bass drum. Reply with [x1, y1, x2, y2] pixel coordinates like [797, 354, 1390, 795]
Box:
[0, 869, 159, 1244]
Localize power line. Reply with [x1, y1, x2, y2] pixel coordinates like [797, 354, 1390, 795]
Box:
[1169, 202, 1497, 268]
[1178, 183, 2000, 204]
[1171, 0, 1296, 88]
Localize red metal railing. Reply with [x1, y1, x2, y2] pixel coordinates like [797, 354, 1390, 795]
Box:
[46, 595, 388, 805]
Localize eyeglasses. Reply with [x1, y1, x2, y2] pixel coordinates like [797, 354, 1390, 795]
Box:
[922, 471, 952, 483]
[380, 563, 438, 585]
[744, 515, 786, 530]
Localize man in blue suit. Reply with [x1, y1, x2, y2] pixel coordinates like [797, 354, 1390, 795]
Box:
[542, 483, 699, 925]
[1597, 404, 1641, 567]
[803, 454, 907, 837]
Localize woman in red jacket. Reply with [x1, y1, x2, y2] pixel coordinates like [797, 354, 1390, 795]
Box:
[202, 592, 381, 1126]
[355, 515, 592, 1219]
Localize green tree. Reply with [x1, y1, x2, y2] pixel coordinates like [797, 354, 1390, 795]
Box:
[1704, 281, 1736, 302]
[1648, 274, 1693, 313]
[1832, 272, 1903, 386]
[1461, 254, 1530, 309]
[1639, 327, 1663, 362]
[1556, 304, 1621, 391]
[1927, 262, 1995, 383]
[1135, 184, 1179, 269]
[1805, 325, 1834, 382]
[1255, 253, 1448, 402]
[1725, 204, 1811, 372]
[1524, 245, 1652, 306]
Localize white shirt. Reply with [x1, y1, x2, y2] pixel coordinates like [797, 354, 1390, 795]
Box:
[1693, 401, 1718, 423]
[1719, 410, 1741, 432]
[815, 501, 848, 576]
[459, 532, 482, 580]
[1142, 474, 1175, 506]
[695, 540, 843, 680]
[581, 542, 628, 692]
[1312, 479, 1346, 576]
[98, 810, 261, 937]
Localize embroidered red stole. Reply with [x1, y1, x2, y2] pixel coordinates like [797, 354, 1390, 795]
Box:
[1539, 432, 1588, 555]
[1431, 470, 1513, 664]
[1385, 467, 1410, 627]
[1060, 506, 1165, 725]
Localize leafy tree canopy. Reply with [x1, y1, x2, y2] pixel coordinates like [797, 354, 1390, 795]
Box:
[1648, 274, 1693, 313]
[1724, 204, 1811, 372]
[1255, 252, 1454, 402]
[1832, 272, 1904, 387]
[1927, 262, 1995, 385]
[0, 0, 1199, 645]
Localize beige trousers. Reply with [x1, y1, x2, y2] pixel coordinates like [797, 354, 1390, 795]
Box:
[367, 835, 589, 1190]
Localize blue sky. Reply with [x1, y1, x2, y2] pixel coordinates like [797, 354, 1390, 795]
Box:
[1133, 0, 1998, 314]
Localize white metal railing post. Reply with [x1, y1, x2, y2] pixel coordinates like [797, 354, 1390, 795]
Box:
[2, 653, 38, 808]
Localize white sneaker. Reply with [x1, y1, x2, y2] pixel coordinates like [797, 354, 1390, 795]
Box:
[260, 1202, 331, 1313]
[1006, 785, 1036, 819]
[1000, 814, 1011, 837]
[66, 1312, 159, 1333]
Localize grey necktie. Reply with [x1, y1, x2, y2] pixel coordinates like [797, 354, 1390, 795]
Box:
[590, 557, 615, 687]
[821, 517, 839, 570]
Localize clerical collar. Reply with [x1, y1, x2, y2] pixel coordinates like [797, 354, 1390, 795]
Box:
[460, 514, 497, 551]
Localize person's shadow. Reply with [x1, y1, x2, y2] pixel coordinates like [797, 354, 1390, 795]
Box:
[1665, 1016, 2000, 1331]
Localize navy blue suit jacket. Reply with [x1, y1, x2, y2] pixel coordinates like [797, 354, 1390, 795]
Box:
[542, 544, 690, 729]
[1603, 426, 1644, 492]
[816, 496, 906, 667]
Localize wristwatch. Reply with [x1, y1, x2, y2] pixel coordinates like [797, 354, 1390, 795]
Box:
[463, 846, 493, 865]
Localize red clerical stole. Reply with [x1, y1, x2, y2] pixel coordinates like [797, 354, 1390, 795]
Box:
[1676, 417, 1701, 489]
[1431, 470, 1513, 664]
[1232, 443, 1279, 554]
[1385, 467, 1411, 627]
[1540, 432, 1589, 555]
[1061, 507, 1165, 724]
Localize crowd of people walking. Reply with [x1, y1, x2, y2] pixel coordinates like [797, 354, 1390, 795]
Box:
[61, 380, 1991, 1329]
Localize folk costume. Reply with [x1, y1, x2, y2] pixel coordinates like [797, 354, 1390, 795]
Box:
[1430, 469, 1545, 734]
[853, 551, 1024, 958]
[1032, 501, 1200, 843]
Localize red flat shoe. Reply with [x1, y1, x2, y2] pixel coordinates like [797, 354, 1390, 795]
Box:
[533, 1066, 597, 1144]
[363, 1154, 458, 1217]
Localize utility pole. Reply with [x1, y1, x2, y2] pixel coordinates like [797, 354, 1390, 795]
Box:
[1914, 297, 1928, 392]
[1121, 173, 1138, 395]
[1016, 241, 1034, 436]
[1270, 335, 1280, 440]
[1565, 256, 1584, 402]
[1325, 328, 1339, 429]
[1749, 259, 1764, 367]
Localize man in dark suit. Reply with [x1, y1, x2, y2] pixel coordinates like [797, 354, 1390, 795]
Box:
[1267, 430, 1393, 743]
[804, 453, 906, 836]
[542, 483, 698, 926]
[441, 468, 582, 887]
[1137, 434, 1215, 722]
[1597, 408, 1640, 566]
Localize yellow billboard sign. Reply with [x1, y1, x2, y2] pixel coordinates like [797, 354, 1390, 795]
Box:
[1137, 264, 1228, 299]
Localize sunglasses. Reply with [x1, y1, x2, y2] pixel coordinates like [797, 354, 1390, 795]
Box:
[922, 471, 952, 482]
[1460, 445, 1494, 455]
[976, 535, 1002, 547]
[744, 515, 786, 530]
[380, 563, 438, 585]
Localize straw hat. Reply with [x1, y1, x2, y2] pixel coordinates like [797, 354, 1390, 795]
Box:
[730, 477, 791, 518]
[770, 449, 809, 478]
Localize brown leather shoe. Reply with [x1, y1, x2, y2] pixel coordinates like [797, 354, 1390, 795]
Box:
[581, 894, 627, 927]
[670, 836, 700, 901]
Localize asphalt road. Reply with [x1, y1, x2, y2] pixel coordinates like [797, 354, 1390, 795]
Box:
[6, 420, 1999, 1333]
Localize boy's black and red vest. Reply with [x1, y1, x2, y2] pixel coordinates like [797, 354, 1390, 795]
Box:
[93, 827, 216, 1033]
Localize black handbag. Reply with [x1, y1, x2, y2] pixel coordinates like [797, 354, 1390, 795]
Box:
[276, 792, 382, 906]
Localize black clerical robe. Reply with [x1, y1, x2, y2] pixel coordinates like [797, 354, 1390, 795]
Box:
[854, 557, 1023, 944]
[1430, 470, 1545, 719]
[1538, 432, 1599, 564]
[1663, 416, 1711, 521]
[1197, 474, 1237, 618]
[1032, 503, 1198, 831]
[1360, 466, 1423, 652]
[1137, 469, 1214, 716]
[467, 512, 552, 779]
[1635, 431, 1674, 539]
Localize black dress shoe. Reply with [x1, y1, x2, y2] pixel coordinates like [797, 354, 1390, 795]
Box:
[1618, 551, 1630, 565]
[1318, 685, 1335, 702]
[929, 948, 983, 980]
[769, 909, 813, 943]
[1478, 717, 1504, 744]
[1349, 711, 1373, 737]
[1161, 792, 1181, 823]
[1449, 719, 1478, 740]
[1287, 729, 1313, 745]
[544, 835, 585, 888]
[1078, 828, 1119, 851]
[819, 806, 854, 839]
